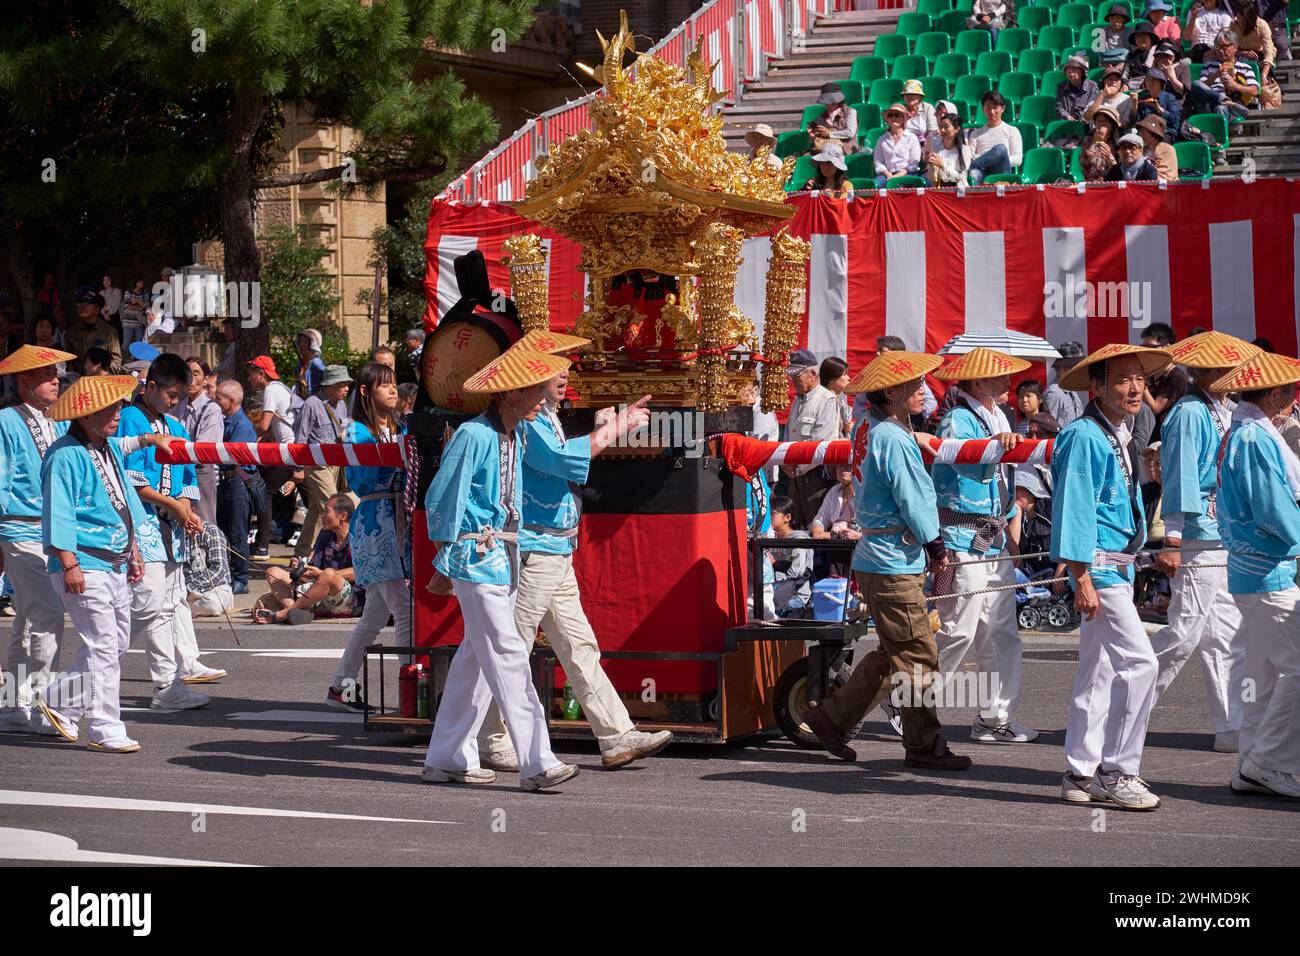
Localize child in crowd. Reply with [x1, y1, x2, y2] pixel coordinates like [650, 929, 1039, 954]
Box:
[769, 496, 813, 617]
[1015, 379, 1043, 435]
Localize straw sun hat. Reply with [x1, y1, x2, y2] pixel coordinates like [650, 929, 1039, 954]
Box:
[1165, 331, 1261, 370]
[847, 351, 943, 394]
[1058, 343, 1173, 391]
[462, 344, 571, 394]
[47, 375, 139, 422]
[516, 329, 590, 355]
[1211, 351, 1300, 393]
[934, 347, 1030, 382]
[0, 344, 77, 376]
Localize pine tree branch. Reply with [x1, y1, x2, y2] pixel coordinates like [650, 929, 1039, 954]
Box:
[253, 159, 448, 189]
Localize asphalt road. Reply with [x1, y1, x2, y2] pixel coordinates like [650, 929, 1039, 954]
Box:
[1, 602, 1297, 867]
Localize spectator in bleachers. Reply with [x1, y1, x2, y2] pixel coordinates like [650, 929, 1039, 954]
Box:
[1044, 342, 1085, 426]
[1136, 70, 1182, 132]
[802, 143, 855, 197]
[820, 356, 853, 436]
[1187, 32, 1260, 119]
[931, 100, 960, 148]
[925, 112, 975, 186]
[968, 0, 1010, 41]
[745, 124, 784, 169]
[1100, 4, 1135, 51]
[967, 91, 1023, 185]
[1144, 0, 1183, 43]
[1229, 1, 1278, 78]
[901, 80, 938, 146]
[1107, 132, 1160, 179]
[1079, 106, 1121, 180]
[873, 104, 921, 187]
[1257, 0, 1292, 62]
[808, 82, 859, 154]
[1015, 380, 1043, 436]
[1184, 0, 1235, 62]
[1151, 42, 1191, 103]
[1137, 115, 1179, 179]
[767, 496, 813, 618]
[1127, 22, 1159, 84]
[1056, 55, 1100, 123]
[1085, 66, 1136, 125]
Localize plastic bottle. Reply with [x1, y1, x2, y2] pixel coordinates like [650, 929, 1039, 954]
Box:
[417, 665, 430, 719]
[562, 681, 582, 720]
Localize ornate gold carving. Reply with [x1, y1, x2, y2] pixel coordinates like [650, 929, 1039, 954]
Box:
[760, 227, 811, 414]
[501, 234, 549, 333]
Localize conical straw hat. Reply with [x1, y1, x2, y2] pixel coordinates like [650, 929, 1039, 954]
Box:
[934, 347, 1031, 382]
[462, 347, 571, 394]
[0, 344, 77, 376]
[516, 329, 590, 354]
[47, 375, 139, 422]
[846, 351, 943, 393]
[1058, 343, 1173, 391]
[1165, 331, 1261, 369]
[1210, 351, 1300, 393]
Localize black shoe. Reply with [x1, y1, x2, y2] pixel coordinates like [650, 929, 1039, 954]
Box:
[252, 546, 269, 558]
[804, 703, 857, 762]
[904, 736, 973, 771]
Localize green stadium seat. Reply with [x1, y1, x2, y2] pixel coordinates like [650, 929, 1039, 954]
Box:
[868, 78, 906, 108]
[1019, 48, 1058, 76]
[1096, 0, 1133, 20]
[1081, 22, 1110, 51]
[1018, 95, 1058, 130]
[920, 75, 951, 101]
[1087, 66, 1106, 83]
[1069, 145, 1084, 181]
[933, 52, 973, 83]
[942, 100, 970, 123]
[1018, 6, 1055, 36]
[937, 9, 970, 36]
[849, 177, 877, 191]
[1034, 0, 1068, 11]
[785, 155, 817, 192]
[983, 172, 1023, 185]
[846, 152, 876, 180]
[914, 31, 953, 61]
[862, 125, 889, 149]
[891, 54, 929, 79]
[885, 174, 928, 188]
[1174, 141, 1212, 180]
[997, 70, 1038, 104]
[917, 0, 956, 17]
[850, 55, 888, 85]
[975, 50, 1013, 78]
[994, 27, 1033, 58]
[897, 12, 933, 41]
[1189, 63, 1204, 82]
[1057, 3, 1095, 30]
[835, 80, 865, 104]
[954, 73, 993, 105]
[1043, 119, 1086, 142]
[873, 33, 911, 65]
[955, 29, 993, 58]
[851, 102, 883, 139]
[1186, 112, 1229, 149]
[1021, 146, 1068, 183]
[775, 130, 810, 159]
[800, 104, 826, 130]
[1042, 70, 1069, 95]
[1014, 121, 1041, 153]
[1037, 24, 1078, 52]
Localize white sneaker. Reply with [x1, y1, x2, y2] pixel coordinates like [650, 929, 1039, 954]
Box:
[601, 729, 673, 769]
[480, 749, 520, 773]
[0, 708, 32, 734]
[521, 762, 580, 791]
[87, 737, 141, 754]
[971, 717, 1040, 744]
[181, 664, 228, 684]
[151, 682, 211, 711]
[878, 699, 903, 737]
[1230, 767, 1271, 796]
[421, 766, 496, 785]
[1090, 771, 1161, 810]
[1238, 755, 1300, 799]
[35, 699, 78, 742]
[1061, 772, 1096, 803]
[1214, 731, 1240, 753]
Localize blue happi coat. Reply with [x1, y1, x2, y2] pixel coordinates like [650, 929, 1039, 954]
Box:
[117, 404, 197, 564]
[0, 406, 69, 544]
[1216, 405, 1300, 595]
[933, 400, 1017, 553]
[41, 433, 151, 574]
[518, 407, 591, 556]
[1050, 408, 1146, 589]
[345, 421, 409, 587]
[1158, 391, 1227, 545]
[850, 412, 941, 575]
[425, 409, 524, 586]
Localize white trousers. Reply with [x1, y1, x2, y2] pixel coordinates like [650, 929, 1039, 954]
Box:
[935, 553, 1022, 723]
[171, 598, 203, 678]
[477, 551, 634, 753]
[42, 569, 131, 743]
[188, 585, 234, 617]
[332, 578, 412, 689]
[0, 539, 66, 710]
[1233, 587, 1300, 775]
[1149, 549, 1244, 733]
[1065, 582, 1158, 777]
[131, 561, 187, 687]
[425, 579, 560, 779]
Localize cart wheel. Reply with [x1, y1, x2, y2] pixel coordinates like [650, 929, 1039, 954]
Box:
[773, 659, 822, 749]
[1018, 606, 1041, 630]
[1046, 603, 1071, 629]
[705, 694, 721, 722]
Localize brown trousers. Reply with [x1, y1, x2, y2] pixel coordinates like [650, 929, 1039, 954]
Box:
[294, 465, 352, 558]
[820, 571, 942, 756]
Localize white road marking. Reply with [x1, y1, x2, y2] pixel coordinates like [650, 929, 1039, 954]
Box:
[0, 789, 456, 825]
[227, 709, 361, 723]
[0, 827, 251, 866]
[124, 647, 345, 658]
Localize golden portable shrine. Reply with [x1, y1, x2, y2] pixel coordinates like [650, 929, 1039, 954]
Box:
[365, 11, 860, 745]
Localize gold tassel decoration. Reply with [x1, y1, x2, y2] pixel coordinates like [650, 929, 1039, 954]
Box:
[502, 234, 550, 333]
[695, 223, 744, 412]
[760, 228, 810, 414]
